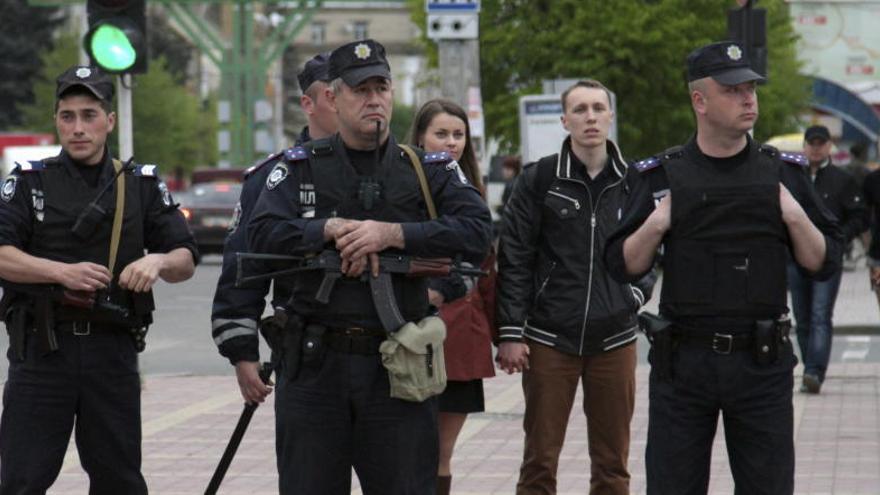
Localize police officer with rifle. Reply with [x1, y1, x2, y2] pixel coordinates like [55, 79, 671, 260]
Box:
[0, 66, 197, 494]
[247, 39, 492, 494]
[604, 42, 843, 494]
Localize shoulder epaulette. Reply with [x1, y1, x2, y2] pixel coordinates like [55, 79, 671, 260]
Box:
[282, 146, 308, 163]
[15, 160, 47, 173]
[244, 151, 284, 178]
[760, 144, 808, 167]
[422, 151, 452, 164]
[132, 164, 159, 177]
[634, 156, 661, 173]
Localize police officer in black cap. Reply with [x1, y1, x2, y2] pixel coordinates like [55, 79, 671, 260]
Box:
[0, 65, 197, 493]
[605, 42, 843, 494]
[248, 39, 492, 494]
[210, 52, 337, 405]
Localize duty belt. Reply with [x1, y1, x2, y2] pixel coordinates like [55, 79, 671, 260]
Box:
[674, 330, 753, 355]
[325, 327, 386, 355]
[54, 321, 127, 336]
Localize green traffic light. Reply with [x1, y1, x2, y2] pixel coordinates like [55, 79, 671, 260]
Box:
[89, 23, 136, 72]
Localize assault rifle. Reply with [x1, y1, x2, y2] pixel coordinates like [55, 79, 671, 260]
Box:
[236, 249, 485, 332]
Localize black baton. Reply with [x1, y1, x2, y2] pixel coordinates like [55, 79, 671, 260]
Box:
[204, 362, 273, 495]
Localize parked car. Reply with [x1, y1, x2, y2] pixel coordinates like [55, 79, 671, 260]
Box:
[177, 182, 242, 255]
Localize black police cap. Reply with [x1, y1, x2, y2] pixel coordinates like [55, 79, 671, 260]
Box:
[297, 52, 331, 93]
[327, 39, 391, 87]
[56, 65, 114, 102]
[686, 41, 765, 85]
[804, 125, 831, 142]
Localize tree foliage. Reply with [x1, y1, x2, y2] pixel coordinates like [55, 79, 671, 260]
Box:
[475, 0, 809, 158]
[0, 0, 63, 129]
[16, 32, 217, 176]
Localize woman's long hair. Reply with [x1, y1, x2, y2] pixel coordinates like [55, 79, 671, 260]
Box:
[406, 99, 484, 194]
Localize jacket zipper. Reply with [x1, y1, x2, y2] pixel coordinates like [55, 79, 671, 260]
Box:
[571, 171, 626, 353]
[547, 190, 581, 210]
[533, 261, 557, 306]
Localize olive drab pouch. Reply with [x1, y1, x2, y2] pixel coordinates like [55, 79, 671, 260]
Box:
[380, 316, 447, 402]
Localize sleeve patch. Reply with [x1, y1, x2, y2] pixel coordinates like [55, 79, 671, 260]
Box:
[634, 156, 661, 173]
[779, 152, 808, 167]
[266, 163, 289, 190]
[1, 176, 17, 202]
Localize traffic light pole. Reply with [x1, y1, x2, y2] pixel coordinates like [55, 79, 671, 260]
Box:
[117, 74, 134, 160]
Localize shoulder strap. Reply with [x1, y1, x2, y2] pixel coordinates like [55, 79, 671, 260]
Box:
[399, 144, 437, 220]
[108, 159, 126, 275]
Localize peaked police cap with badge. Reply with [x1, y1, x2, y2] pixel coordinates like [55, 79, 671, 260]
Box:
[56, 65, 115, 102]
[686, 41, 765, 86]
[328, 39, 392, 87]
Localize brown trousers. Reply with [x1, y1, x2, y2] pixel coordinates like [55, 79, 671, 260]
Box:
[516, 341, 637, 495]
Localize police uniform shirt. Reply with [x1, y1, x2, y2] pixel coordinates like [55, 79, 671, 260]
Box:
[604, 137, 844, 287]
[0, 149, 198, 268]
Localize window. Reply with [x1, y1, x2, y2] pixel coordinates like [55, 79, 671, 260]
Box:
[353, 21, 368, 40]
[310, 22, 325, 46]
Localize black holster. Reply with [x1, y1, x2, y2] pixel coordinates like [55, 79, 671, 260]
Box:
[639, 312, 675, 380]
[752, 315, 790, 365]
[33, 297, 58, 356]
[5, 305, 28, 361]
[261, 308, 305, 380]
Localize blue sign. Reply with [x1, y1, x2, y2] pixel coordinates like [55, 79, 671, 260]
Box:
[426, 1, 479, 13]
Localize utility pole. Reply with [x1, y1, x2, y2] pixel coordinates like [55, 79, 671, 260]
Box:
[426, 0, 485, 165]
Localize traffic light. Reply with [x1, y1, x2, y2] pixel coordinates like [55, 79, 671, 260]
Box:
[727, 2, 767, 79]
[84, 0, 148, 74]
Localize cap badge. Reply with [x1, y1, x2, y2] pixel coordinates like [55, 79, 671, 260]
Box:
[726, 45, 743, 61]
[354, 43, 372, 60]
[75, 67, 92, 79]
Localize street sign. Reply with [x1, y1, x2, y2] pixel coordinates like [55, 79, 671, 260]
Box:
[426, 0, 479, 13]
[427, 13, 478, 40]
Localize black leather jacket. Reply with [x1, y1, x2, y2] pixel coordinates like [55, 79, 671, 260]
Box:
[496, 138, 656, 356]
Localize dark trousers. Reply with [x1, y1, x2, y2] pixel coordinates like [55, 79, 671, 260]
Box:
[274, 347, 438, 495]
[517, 341, 636, 495]
[645, 340, 796, 495]
[0, 331, 146, 495]
[787, 261, 842, 382]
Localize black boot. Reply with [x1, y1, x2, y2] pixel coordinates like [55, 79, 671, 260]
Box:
[436, 475, 451, 495]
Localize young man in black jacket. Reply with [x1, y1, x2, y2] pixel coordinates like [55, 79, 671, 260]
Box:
[496, 79, 655, 495]
[790, 125, 867, 394]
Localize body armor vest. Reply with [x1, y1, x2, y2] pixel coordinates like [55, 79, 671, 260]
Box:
[661, 144, 788, 318]
[290, 136, 431, 328]
[20, 155, 154, 324]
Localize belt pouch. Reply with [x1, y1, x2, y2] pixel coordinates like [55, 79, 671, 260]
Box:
[753, 319, 779, 365]
[301, 323, 327, 368]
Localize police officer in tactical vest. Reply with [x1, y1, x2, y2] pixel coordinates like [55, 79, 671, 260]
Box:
[0, 66, 198, 494]
[605, 42, 843, 494]
[247, 39, 492, 494]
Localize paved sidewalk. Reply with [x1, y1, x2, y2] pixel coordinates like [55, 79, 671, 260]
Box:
[40, 358, 880, 494]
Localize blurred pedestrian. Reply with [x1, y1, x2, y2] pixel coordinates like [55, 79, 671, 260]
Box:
[408, 98, 496, 495]
[789, 125, 867, 394]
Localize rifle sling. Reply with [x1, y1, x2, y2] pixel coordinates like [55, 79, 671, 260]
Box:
[108, 159, 126, 275]
[399, 145, 437, 220]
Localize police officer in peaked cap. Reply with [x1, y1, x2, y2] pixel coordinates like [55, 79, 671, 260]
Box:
[210, 52, 337, 409]
[605, 41, 843, 494]
[0, 65, 198, 493]
[247, 39, 492, 494]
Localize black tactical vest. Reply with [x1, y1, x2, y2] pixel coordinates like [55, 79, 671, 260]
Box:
[661, 143, 788, 319]
[20, 154, 154, 323]
[289, 135, 431, 329]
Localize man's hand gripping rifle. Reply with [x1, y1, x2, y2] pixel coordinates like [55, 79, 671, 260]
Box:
[235, 249, 485, 332]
